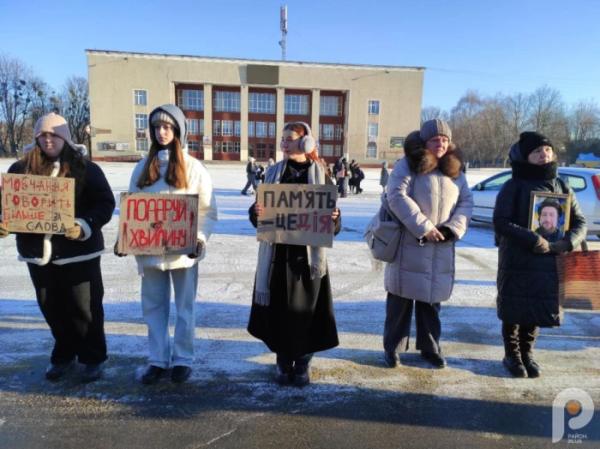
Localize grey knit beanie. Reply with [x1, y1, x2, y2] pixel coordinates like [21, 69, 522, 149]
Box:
[420, 119, 452, 142]
[150, 110, 178, 129]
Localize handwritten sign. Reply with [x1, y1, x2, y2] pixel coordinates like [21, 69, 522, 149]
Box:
[257, 184, 337, 247]
[1, 173, 74, 234]
[117, 193, 198, 255]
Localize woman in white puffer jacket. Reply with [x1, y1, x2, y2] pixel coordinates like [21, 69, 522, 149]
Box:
[123, 104, 217, 384]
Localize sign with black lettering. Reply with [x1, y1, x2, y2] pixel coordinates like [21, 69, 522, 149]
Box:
[1, 173, 75, 234]
[256, 184, 337, 247]
[117, 193, 198, 255]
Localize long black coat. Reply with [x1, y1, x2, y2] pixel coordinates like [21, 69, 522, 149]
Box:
[2, 159, 115, 263]
[493, 161, 586, 327]
[247, 159, 341, 359]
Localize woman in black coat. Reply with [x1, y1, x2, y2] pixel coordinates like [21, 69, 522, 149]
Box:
[493, 131, 586, 378]
[0, 113, 115, 383]
[247, 122, 341, 387]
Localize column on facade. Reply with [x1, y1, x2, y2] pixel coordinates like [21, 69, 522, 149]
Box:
[275, 87, 285, 162]
[311, 89, 320, 144]
[203, 84, 213, 161]
[240, 85, 249, 162]
[343, 91, 351, 159]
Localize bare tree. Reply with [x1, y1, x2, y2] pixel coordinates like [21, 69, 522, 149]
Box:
[503, 93, 531, 137]
[569, 100, 600, 141]
[60, 76, 89, 145]
[450, 91, 485, 165]
[0, 55, 36, 155]
[421, 106, 449, 124]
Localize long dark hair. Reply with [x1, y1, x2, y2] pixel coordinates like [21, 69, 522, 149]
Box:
[22, 143, 86, 197]
[136, 136, 188, 189]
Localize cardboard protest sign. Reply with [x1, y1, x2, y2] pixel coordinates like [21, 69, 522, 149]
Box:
[1, 173, 75, 234]
[117, 193, 199, 255]
[256, 184, 338, 248]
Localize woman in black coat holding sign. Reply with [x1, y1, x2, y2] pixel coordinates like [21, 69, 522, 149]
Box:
[0, 113, 115, 383]
[247, 122, 341, 387]
[493, 132, 586, 378]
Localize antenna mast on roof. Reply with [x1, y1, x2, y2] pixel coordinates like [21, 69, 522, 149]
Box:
[279, 5, 288, 61]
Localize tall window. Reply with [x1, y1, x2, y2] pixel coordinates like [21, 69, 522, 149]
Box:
[268, 122, 276, 138]
[178, 89, 203, 111]
[255, 121, 268, 137]
[187, 119, 200, 136]
[368, 123, 379, 138]
[136, 139, 148, 152]
[222, 120, 234, 136]
[248, 121, 255, 137]
[368, 100, 380, 115]
[234, 120, 241, 137]
[249, 92, 276, 113]
[214, 91, 240, 112]
[284, 94, 309, 115]
[213, 120, 221, 136]
[321, 144, 334, 157]
[367, 142, 377, 158]
[322, 124, 334, 140]
[134, 90, 147, 106]
[320, 96, 341, 116]
[334, 124, 343, 140]
[135, 114, 148, 130]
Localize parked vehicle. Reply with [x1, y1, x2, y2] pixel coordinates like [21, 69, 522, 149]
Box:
[471, 167, 600, 236]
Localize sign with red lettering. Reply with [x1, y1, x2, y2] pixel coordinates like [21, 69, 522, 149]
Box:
[1, 173, 75, 234]
[256, 184, 337, 247]
[117, 193, 199, 255]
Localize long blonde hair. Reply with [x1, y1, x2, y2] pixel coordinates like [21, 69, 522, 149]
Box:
[136, 137, 188, 189]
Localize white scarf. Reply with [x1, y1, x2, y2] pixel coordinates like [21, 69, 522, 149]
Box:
[254, 159, 328, 306]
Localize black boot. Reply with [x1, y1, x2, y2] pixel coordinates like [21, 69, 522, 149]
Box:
[519, 326, 541, 378]
[502, 323, 527, 378]
[292, 354, 313, 387]
[275, 354, 293, 385]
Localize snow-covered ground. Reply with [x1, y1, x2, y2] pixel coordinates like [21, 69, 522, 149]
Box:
[0, 159, 598, 412]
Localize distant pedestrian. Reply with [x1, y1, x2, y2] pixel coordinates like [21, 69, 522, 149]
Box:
[0, 112, 115, 383]
[379, 161, 390, 192]
[493, 131, 586, 378]
[118, 104, 217, 385]
[248, 121, 341, 387]
[383, 120, 473, 370]
[241, 157, 257, 195]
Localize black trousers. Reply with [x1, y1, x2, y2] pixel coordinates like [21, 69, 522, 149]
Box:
[383, 293, 441, 354]
[501, 322, 539, 358]
[27, 257, 107, 365]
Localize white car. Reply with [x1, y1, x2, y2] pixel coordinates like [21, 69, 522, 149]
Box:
[471, 167, 600, 236]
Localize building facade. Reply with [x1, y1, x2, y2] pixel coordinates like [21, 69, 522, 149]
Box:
[86, 50, 424, 164]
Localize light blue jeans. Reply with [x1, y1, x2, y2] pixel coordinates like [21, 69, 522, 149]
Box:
[141, 265, 199, 368]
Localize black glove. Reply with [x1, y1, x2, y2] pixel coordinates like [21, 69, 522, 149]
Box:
[188, 240, 204, 259]
[533, 236, 551, 254]
[550, 239, 572, 254]
[113, 241, 126, 257]
[436, 225, 456, 242]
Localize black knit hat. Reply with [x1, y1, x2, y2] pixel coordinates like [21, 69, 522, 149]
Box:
[519, 131, 553, 159]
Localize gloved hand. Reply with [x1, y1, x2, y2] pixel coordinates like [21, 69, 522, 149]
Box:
[64, 224, 83, 240]
[188, 240, 205, 259]
[533, 236, 551, 254]
[113, 240, 126, 257]
[436, 225, 456, 242]
[0, 222, 9, 238]
[550, 239, 572, 254]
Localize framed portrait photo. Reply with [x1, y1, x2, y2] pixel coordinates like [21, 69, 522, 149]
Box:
[528, 191, 571, 241]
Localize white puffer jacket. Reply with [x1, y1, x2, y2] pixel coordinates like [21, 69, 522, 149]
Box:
[128, 150, 217, 272]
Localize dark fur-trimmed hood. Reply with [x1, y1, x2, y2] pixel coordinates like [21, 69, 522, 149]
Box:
[405, 143, 464, 179]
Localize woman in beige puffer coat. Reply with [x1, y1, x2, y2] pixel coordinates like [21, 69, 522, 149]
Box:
[383, 119, 473, 369]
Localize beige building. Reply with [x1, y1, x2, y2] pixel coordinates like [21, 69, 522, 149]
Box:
[86, 49, 424, 164]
